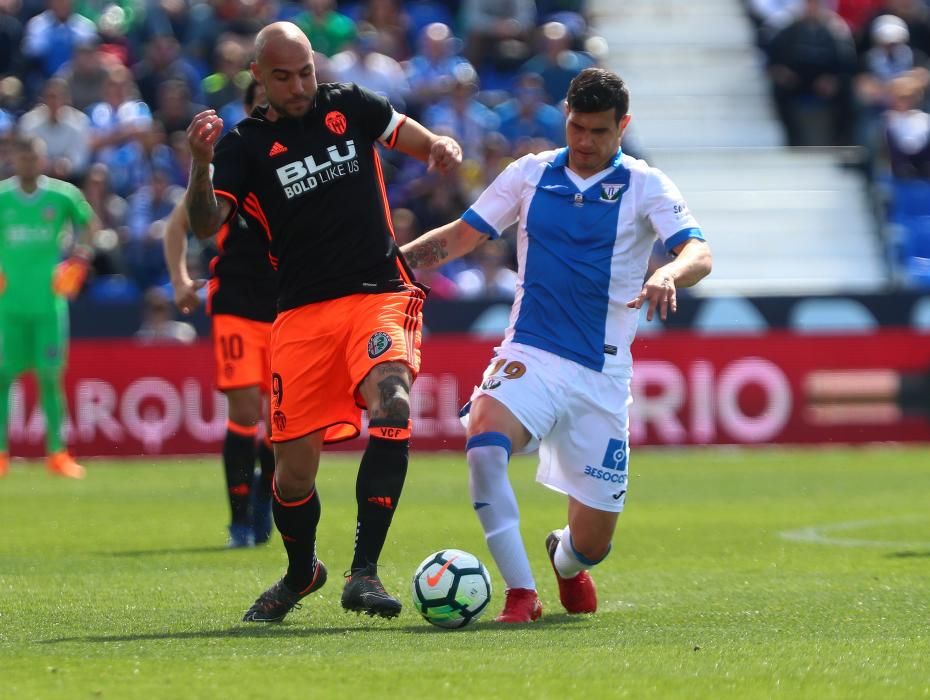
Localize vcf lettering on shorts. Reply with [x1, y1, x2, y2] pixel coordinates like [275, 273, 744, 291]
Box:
[583, 437, 628, 501]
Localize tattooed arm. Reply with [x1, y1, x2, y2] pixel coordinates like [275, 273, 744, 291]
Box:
[186, 160, 232, 239]
[400, 219, 488, 270]
[185, 109, 232, 239]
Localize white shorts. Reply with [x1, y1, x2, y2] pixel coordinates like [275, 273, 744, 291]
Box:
[464, 342, 632, 513]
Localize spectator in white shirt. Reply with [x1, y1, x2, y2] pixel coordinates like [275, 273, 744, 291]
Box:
[18, 76, 91, 180]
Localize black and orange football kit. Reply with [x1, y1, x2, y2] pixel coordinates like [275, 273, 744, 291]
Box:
[213, 82, 427, 599]
[211, 82, 424, 445]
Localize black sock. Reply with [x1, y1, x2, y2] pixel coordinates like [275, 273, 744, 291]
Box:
[351, 431, 409, 571]
[256, 437, 275, 500]
[273, 485, 321, 592]
[223, 428, 257, 526]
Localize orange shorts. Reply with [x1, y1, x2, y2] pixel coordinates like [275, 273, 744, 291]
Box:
[212, 314, 273, 392]
[269, 288, 424, 443]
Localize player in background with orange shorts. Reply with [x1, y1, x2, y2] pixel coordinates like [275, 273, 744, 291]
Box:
[165, 82, 279, 548]
[184, 22, 462, 621]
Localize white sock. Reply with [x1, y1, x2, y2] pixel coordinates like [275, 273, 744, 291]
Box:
[553, 526, 585, 579]
[467, 434, 535, 591]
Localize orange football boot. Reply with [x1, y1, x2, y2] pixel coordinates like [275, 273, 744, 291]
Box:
[47, 451, 86, 479]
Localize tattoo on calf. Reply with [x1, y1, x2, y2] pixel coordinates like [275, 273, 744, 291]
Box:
[374, 374, 410, 422]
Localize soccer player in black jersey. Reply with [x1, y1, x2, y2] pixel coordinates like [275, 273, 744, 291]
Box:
[165, 81, 279, 549]
[185, 22, 462, 622]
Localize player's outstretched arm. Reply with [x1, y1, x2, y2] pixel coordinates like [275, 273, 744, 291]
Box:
[186, 109, 231, 239]
[163, 199, 205, 315]
[626, 239, 712, 321]
[390, 117, 462, 174]
[400, 219, 487, 270]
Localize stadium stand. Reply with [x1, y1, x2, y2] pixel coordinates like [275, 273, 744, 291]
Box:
[593, 0, 890, 295]
[3, 0, 930, 333]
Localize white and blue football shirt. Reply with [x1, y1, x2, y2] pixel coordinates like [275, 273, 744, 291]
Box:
[461, 146, 704, 376]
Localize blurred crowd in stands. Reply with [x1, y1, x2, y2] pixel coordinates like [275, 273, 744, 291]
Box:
[746, 0, 930, 287]
[0, 0, 604, 336]
[4, 0, 930, 335]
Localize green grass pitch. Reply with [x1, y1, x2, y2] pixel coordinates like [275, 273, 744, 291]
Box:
[1, 447, 929, 699]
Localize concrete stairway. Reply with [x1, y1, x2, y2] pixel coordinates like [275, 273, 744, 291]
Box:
[588, 0, 889, 294]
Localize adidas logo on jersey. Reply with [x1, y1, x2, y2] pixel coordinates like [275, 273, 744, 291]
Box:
[268, 142, 289, 157]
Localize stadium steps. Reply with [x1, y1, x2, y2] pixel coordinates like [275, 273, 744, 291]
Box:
[588, 0, 891, 294]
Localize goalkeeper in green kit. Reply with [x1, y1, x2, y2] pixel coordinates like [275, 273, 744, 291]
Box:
[0, 136, 98, 479]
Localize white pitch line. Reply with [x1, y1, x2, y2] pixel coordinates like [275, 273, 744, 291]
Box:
[779, 515, 930, 548]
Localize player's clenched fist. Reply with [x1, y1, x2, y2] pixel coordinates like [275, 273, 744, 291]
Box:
[187, 110, 224, 165]
[173, 277, 206, 315]
[427, 136, 463, 174]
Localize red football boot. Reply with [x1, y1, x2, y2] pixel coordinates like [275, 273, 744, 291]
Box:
[546, 530, 597, 614]
[495, 587, 543, 623]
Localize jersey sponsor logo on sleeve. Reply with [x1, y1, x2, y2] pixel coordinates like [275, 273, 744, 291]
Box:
[324, 110, 347, 135]
[268, 141, 289, 157]
[672, 202, 689, 218]
[599, 183, 625, 202]
[275, 140, 359, 199]
[367, 331, 393, 359]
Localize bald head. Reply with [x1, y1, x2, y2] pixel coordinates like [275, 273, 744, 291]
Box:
[255, 22, 313, 65]
[251, 22, 318, 120]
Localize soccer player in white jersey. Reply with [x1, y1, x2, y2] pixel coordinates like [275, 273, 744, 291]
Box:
[401, 68, 712, 623]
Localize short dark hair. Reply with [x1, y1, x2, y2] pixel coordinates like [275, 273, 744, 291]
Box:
[566, 68, 630, 123]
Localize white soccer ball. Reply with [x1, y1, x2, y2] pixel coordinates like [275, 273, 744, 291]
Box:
[412, 549, 492, 629]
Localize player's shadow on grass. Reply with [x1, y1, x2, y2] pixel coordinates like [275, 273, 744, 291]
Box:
[887, 550, 930, 558]
[103, 546, 234, 557]
[40, 614, 590, 644]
